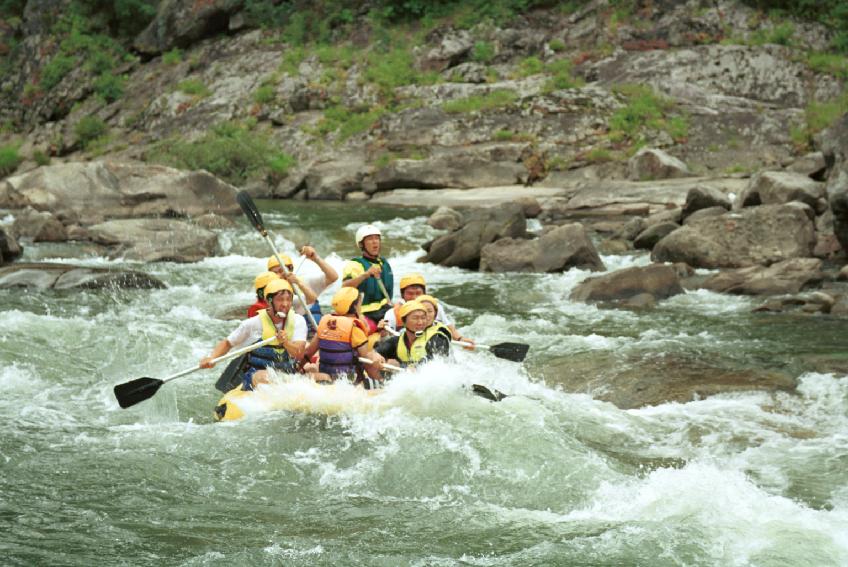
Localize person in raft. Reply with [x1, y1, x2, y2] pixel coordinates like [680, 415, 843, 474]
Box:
[268, 246, 338, 332]
[341, 224, 393, 334]
[302, 287, 386, 389]
[247, 271, 280, 318]
[201, 279, 307, 390]
[374, 300, 452, 375]
[379, 273, 474, 345]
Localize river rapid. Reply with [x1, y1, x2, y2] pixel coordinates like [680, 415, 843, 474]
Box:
[1, 201, 847, 566]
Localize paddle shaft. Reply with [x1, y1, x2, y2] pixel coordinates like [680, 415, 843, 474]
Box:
[384, 326, 483, 350]
[262, 233, 319, 329]
[162, 336, 278, 385]
[358, 357, 403, 372]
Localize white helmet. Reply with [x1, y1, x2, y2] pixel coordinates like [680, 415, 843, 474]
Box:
[355, 224, 382, 247]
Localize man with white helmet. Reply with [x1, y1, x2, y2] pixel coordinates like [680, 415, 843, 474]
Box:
[341, 224, 394, 334]
[201, 279, 307, 390]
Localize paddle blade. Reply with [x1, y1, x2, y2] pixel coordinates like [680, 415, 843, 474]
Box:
[488, 342, 530, 363]
[214, 354, 247, 393]
[236, 190, 266, 234]
[471, 384, 508, 402]
[113, 377, 163, 409]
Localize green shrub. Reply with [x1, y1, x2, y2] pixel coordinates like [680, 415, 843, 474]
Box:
[279, 46, 306, 75]
[162, 48, 183, 65]
[253, 85, 275, 104]
[493, 129, 516, 141]
[74, 116, 108, 148]
[807, 52, 848, 79]
[94, 73, 124, 103]
[365, 47, 437, 95]
[549, 38, 566, 52]
[545, 58, 583, 91]
[41, 55, 77, 89]
[316, 105, 386, 141]
[33, 150, 51, 166]
[146, 121, 296, 185]
[471, 41, 495, 63]
[0, 144, 21, 176]
[177, 79, 211, 97]
[517, 56, 544, 77]
[443, 89, 518, 113]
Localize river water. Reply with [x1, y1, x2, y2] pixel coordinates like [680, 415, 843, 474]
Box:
[1, 201, 847, 566]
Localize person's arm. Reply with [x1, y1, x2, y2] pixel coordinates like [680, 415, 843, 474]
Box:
[200, 339, 232, 368]
[283, 273, 318, 305]
[303, 333, 319, 361]
[302, 246, 338, 287]
[342, 261, 382, 288]
[283, 315, 308, 360]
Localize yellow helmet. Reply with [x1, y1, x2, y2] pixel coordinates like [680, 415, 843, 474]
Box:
[254, 271, 279, 291]
[331, 287, 360, 314]
[417, 294, 439, 309]
[399, 300, 426, 320]
[399, 273, 426, 291]
[263, 278, 293, 299]
[267, 254, 294, 271]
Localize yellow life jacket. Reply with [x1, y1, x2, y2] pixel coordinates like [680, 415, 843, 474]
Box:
[396, 323, 450, 364]
[259, 308, 296, 350]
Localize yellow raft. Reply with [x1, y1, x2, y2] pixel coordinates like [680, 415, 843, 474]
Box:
[213, 378, 383, 421]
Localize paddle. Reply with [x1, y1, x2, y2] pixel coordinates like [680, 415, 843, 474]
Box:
[382, 326, 529, 363]
[114, 336, 277, 409]
[236, 191, 319, 329]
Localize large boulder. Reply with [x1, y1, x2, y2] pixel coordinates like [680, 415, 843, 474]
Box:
[737, 171, 827, 213]
[0, 263, 166, 290]
[651, 204, 816, 268]
[570, 264, 684, 303]
[1, 162, 240, 225]
[480, 223, 605, 273]
[133, 0, 245, 55]
[372, 155, 525, 191]
[699, 258, 824, 295]
[627, 148, 691, 181]
[633, 221, 680, 250]
[302, 159, 370, 200]
[421, 203, 526, 269]
[681, 185, 731, 218]
[823, 113, 848, 250]
[10, 207, 67, 242]
[87, 218, 219, 263]
[427, 206, 464, 231]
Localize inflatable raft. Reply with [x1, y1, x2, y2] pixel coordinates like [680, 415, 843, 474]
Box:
[214, 377, 383, 421]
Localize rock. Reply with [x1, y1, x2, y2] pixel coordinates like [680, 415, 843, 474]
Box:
[11, 207, 67, 242]
[682, 185, 731, 218]
[0, 262, 166, 289]
[824, 114, 848, 250]
[838, 265, 848, 281]
[700, 258, 824, 295]
[0, 228, 22, 265]
[2, 162, 239, 225]
[87, 218, 219, 263]
[651, 204, 816, 268]
[683, 206, 727, 225]
[621, 293, 656, 309]
[421, 203, 526, 269]
[633, 221, 680, 250]
[570, 264, 684, 303]
[737, 171, 827, 213]
[480, 223, 605, 273]
[303, 159, 370, 200]
[418, 29, 473, 72]
[345, 191, 370, 202]
[194, 213, 236, 230]
[373, 155, 526, 191]
[427, 206, 464, 231]
[788, 152, 826, 178]
[753, 291, 835, 314]
[516, 196, 542, 218]
[444, 62, 488, 83]
[627, 148, 692, 181]
[133, 0, 244, 55]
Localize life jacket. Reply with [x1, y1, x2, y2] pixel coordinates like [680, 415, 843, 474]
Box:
[352, 256, 393, 315]
[396, 323, 451, 364]
[246, 308, 298, 374]
[247, 300, 267, 318]
[316, 314, 368, 377]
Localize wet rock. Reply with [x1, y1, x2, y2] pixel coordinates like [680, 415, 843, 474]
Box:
[0, 262, 166, 289]
[480, 223, 605, 273]
[570, 263, 684, 303]
[10, 207, 67, 242]
[682, 185, 731, 219]
[652, 204, 816, 268]
[627, 148, 691, 181]
[737, 171, 827, 213]
[194, 213, 236, 230]
[87, 218, 219, 263]
[0, 228, 22, 265]
[2, 162, 239, 225]
[421, 203, 525, 269]
[700, 258, 824, 296]
[753, 291, 835, 314]
[427, 206, 464, 231]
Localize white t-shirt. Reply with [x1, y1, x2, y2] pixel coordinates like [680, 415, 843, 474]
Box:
[382, 299, 454, 331]
[227, 312, 308, 348]
[292, 272, 333, 315]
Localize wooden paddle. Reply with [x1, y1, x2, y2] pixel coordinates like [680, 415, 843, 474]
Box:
[114, 337, 277, 409]
[236, 191, 319, 329]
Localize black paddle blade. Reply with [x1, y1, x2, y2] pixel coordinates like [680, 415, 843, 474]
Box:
[472, 384, 508, 402]
[236, 190, 266, 234]
[113, 377, 163, 409]
[489, 342, 530, 363]
[214, 354, 247, 393]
